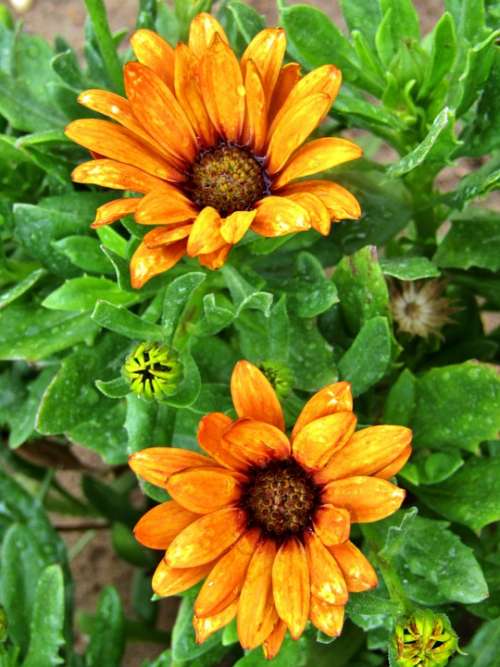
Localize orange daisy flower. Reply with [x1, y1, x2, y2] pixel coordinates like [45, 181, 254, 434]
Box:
[129, 360, 412, 658]
[66, 14, 362, 288]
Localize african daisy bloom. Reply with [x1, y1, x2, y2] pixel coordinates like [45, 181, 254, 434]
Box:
[129, 360, 412, 658]
[65, 13, 362, 288]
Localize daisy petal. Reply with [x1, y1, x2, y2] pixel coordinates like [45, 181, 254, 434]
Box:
[274, 137, 363, 189]
[376, 445, 412, 480]
[263, 620, 288, 660]
[272, 538, 310, 640]
[281, 180, 361, 221]
[197, 243, 232, 269]
[133, 501, 198, 549]
[266, 93, 331, 174]
[143, 224, 193, 248]
[199, 35, 245, 143]
[128, 447, 213, 487]
[220, 210, 256, 244]
[194, 601, 238, 643]
[223, 419, 291, 467]
[252, 196, 310, 237]
[329, 540, 378, 592]
[313, 504, 351, 546]
[322, 476, 406, 523]
[292, 382, 352, 440]
[166, 466, 245, 514]
[268, 62, 301, 122]
[187, 207, 226, 256]
[231, 360, 285, 430]
[124, 62, 197, 165]
[135, 188, 197, 226]
[304, 531, 348, 605]
[241, 60, 267, 154]
[292, 412, 357, 471]
[175, 43, 216, 147]
[310, 597, 345, 637]
[166, 507, 247, 567]
[315, 425, 413, 484]
[197, 412, 244, 470]
[238, 538, 278, 650]
[195, 528, 261, 617]
[241, 28, 286, 104]
[286, 192, 331, 235]
[91, 198, 141, 228]
[188, 12, 228, 58]
[72, 159, 165, 194]
[152, 558, 213, 597]
[131, 29, 175, 90]
[130, 239, 186, 288]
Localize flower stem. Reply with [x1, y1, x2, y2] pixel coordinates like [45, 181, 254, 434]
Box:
[84, 0, 124, 94]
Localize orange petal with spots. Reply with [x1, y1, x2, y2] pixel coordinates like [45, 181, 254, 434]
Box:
[133, 501, 198, 550]
[131, 29, 175, 90]
[376, 445, 412, 480]
[166, 466, 245, 514]
[329, 540, 378, 592]
[188, 12, 228, 58]
[313, 504, 351, 546]
[130, 239, 186, 288]
[322, 476, 406, 523]
[310, 597, 345, 637]
[91, 197, 141, 228]
[152, 558, 213, 597]
[274, 137, 363, 189]
[66, 119, 182, 182]
[128, 447, 214, 487]
[175, 43, 216, 147]
[304, 531, 348, 605]
[285, 192, 331, 235]
[238, 538, 278, 650]
[197, 243, 232, 270]
[280, 180, 361, 221]
[193, 601, 238, 643]
[187, 207, 226, 256]
[315, 426, 413, 484]
[166, 507, 247, 567]
[272, 538, 310, 640]
[135, 188, 197, 226]
[220, 210, 256, 244]
[197, 412, 244, 470]
[223, 419, 291, 468]
[252, 196, 310, 237]
[199, 35, 245, 143]
[292, 382, 352, 440]
[72, 159, 166, 194]
[124, 62, 197, 165]
[241, 28, 286, 104]
[231, 360, 285, 430]
[268, 62, 301, 122]
[263, 620, 288, 660]
[292, 412, 357, 472]
[195, 528, 261, 617]
[143, 224, 193, 248]
[241, 60, 267, 154]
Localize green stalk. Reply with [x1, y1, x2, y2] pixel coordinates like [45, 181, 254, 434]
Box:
[84, 0, 124, 93]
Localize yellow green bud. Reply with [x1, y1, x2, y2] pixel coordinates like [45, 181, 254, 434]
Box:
[392, 609, 459, 667]
[258, 360, 294, 399]
[123, 342, 182, 400]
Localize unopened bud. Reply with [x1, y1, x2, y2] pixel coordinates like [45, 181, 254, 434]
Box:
[258, 360, 294, 399]
[123, 342, 182, 400]
[392, 609, 459, 667]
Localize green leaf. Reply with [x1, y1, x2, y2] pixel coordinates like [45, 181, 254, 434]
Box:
[289, 315, 336, 391]
[222, 265, 273, 316]
[383, 368, 417, 426]
[0, 268, 46, 310]
[333, 246, 390, 334]
[91, 300, 164, 340]
[95, 376, 130, 398]
[226, 0, 265, 47]
[53, 236, 114, 275]
[284, 252, 339, 318]
[338, 316, 392, 396]
[419, 13, 457, 100]
[43, 276, 138, 312]
[67, 402, 128, 464]
[8, 368, 57, 448]
[434, 214, 500, 272]
[380, 0, 420, 41]
[417, 457, 500, 533]
[84, 587, 125, 667]
[388, 107, 459, 178]
[162, 271, 206, 343]
[339, 0, 382, 47]
[445, 0, 489, 44]
[111, 522, 153, 568]
[462, 51, 500, 156]
[347, 588, 401, 630]
[411, 362, 500, 453]
[407, 450, 464, 486]
[23, 565, 65, 667]
[380, 256, 440, 280]
[450, 618, 500, 667]
[235, 296, 290, 364]
[171, 587, 223, 662]
[443, 158, 500, 210]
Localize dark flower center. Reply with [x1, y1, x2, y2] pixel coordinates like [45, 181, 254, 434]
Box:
[186, 144, 269, 217]
[244, 459, 318, 538]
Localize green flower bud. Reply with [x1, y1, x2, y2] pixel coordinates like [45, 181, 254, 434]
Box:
[392, 609, 459, 667]
[0, 606, 7, 643]
[123, 342, 182, 400]
[258, 360, 294, 399]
